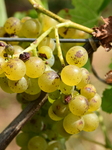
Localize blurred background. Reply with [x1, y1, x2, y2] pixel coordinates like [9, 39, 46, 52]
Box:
[1, 0, 112, 150]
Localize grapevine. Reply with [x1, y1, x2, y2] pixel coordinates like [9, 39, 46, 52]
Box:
[0, 0, 112, 150]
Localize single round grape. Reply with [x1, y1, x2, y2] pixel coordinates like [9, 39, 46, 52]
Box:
[21, 92, 41, 101]
[46, 140, 63, 150]
[38, 70, 60, 93]
[61, 65, 82, 86]
[21, 19, 42, 38]
[28, 136, 47, 150]
[13, 45, 24, 55]
[48, 90, 60, 103]
[63, 113, 84, 134]
[16, 132, 30, 147]
[48, 106, 62, 121]
[21, 16, 31, 23]
[81, 84, 96, 99]
[8, 77, 28, 93]
[3, 58, 26, 80]
[58, 27, 76, 38]
[38, 46, 53, 59]
[0, 57, 5, 74]
[69, 95, 89, 116]
[76, 68, 91, 89]
[25, 56, 45, 78]
[4, 17, 21, 35]
[88, 93, 102, 112]
[44, 54, 55, 67]
[66, 46, 88, 67]
[82, 112, 99, 132]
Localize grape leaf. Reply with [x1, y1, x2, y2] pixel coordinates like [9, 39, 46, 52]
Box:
[58, 0, 110, 28]
[101, 88, 112, 113]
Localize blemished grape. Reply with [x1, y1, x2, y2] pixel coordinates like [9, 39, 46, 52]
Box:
[25, 56, 45, 78]
[58, 27, 76, 38]
[8, 77, 28, 93]
[81, 84, 96, 99]
[61, 65, 82, 86]
[88, 93, 102, 112]
[69, 95, 89, 116]
[48, 106, 62, 121]
[63, 113, 84, 134]
[38, 70, 60, 93]
[82, 112, 99, 132]
[44, 54, 55, 67]
[76, 68, 91, 89]
[28, 136, 47, 150]
[66, 46, 88, 67]
[4, 17, 21, 35]
[38, 46, 53, 59]
[3, 58, 26, 80]
[21, 19, 42, 38]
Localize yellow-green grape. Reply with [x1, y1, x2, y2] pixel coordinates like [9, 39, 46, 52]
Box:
[20, 146, 29, 150]
[21, 92, 41, 101]
[4, 17, 21, 35]
[20, 16, 31, 23]
[38, 37, 56, 51]
[25, 56, 45, 78]
[76, 68, 91, 89]
[0, 27, 6, 37]
[38, 70, 60, 93]
[66, 46, 88, 67]
[21, 19, 42, 38]
[69, 95, 89, 116]
[88, 93, 102, 112]
[48, 105, 62, 121]
[58, 27, 76, 38]
[44, 54, 55, 67]
[61, 65, 82, 86]
[0, 77, 13, 93]
[48, 90, 60, 103]
[3, 58, 26, 80]
[13, 45, 24, 55]
[28, 136, 47, 150]
[8, 77, 28, 93]
[25, 77, 41, 95]
[81, 84, 96, 99]
[46, 140, 63, 150]
[0, 57, 5, 74]
[38, 46, 53, 59]
[72, 90, 79, 98]
[59, 80, 74, 95]
[52, 99, 69, 118]
[63, 113, 84, 134]
[82, 112, 99, 132]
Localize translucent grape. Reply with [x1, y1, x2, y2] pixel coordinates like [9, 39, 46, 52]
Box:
[38, 70, 60, 93]
[88, 93, 102, 112]
[28, 136, 47, 150]
[38, 46, 53, 59]
[66, 46, 88, 67]
[69, 95, 89, 116]
[25, 56, 45, 78]
[44, 54, 55, 67]
[81, 84, 96, 99]
[61, 65, 82, 86]
[46, 140, 63, 150]
[58, 27, 76, 38]
[63, 113, 84, 134]
[82, 112, 99, 132]
[3, 58, 26, 80]
[8, 77, 28, 93]
[76, 68, 91, 89]
[48, 106, 62, 121]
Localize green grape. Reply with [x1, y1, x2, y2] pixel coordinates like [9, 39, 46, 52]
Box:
[16, 132, 30, 147]
[21, 19, 42, 38]
[16, 93, 29, 105]
[48, 106, 62, 121]
[25, 77, 41, 95]
[38, 46, 53, 59]
[28, 136, 47, 150]
[48, 90, 60, 103]
[82, 112, 99, 132]
[42, 129, 58, 141]
[25, 56, 45, 78]
[46, 140, 63, 150]
[63, 113, 84, 134]
[0, 77, 13, 93]
[72, 90, 79, 98]
[76, 68, 91, 89]
[38, 37, 56, 51]
[8, 77, 28, 93]
[21, 16, 31, 23]
[88, 93, 102, 112]
[4, 44, 14, 55]
[38, 70, 60, 93]
[45, 64, 54, 72]
[52, 99, 69, 118]
[45, 54, 55, 67]
[61, 65, 82, 86]
[0, 57, 5, 74]
[21, 92, 41, 101]
[66, 46, 88, 67]
[69, 95, 89, 116]
[58, 27, 76, 38]
[59, 80, 74, 95]
[81, 84, 96, 99]
[20, 146, 29, 150]
[3, 58, 26, 80]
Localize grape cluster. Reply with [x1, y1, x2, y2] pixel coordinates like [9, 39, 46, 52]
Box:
[0, 15, 101, 150]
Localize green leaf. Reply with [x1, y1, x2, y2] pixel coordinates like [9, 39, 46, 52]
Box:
[97, 0, 111, 13]
[101, 88, 112, 113]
